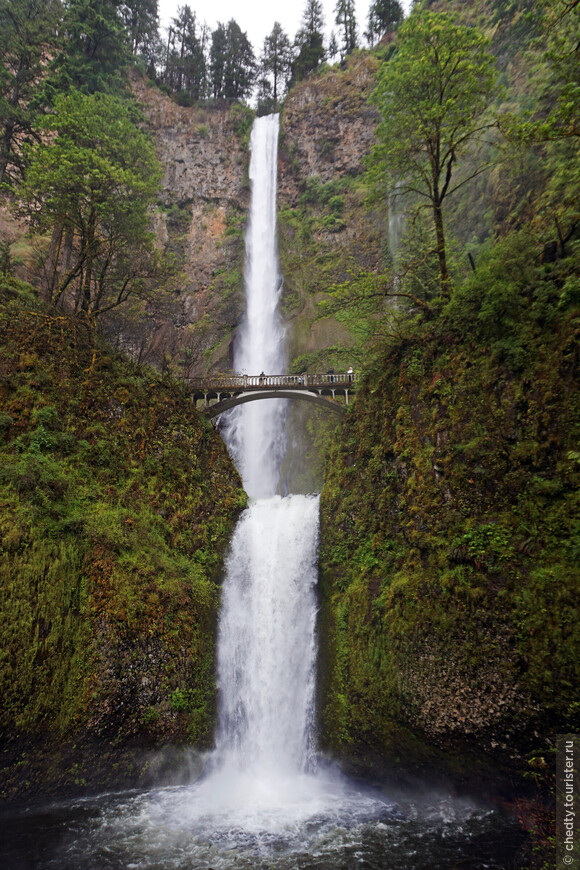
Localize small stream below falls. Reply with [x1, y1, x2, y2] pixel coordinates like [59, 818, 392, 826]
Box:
[0, 114, 527, 869]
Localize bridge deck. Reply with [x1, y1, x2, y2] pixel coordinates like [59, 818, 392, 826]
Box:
[188, 372, 357, 394]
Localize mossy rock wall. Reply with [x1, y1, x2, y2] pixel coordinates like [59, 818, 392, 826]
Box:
[318, 243, 580, 771]
[0, 280, 246, 796]
[278, 53, 389, 374]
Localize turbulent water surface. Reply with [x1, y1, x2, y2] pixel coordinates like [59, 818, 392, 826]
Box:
[0, 115, 525, 870]
[1, 779, 524, 870]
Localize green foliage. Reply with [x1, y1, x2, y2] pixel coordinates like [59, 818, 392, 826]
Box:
[367, 10, 498, 293]
[163, 5, 207, 101]
[260, 21, 293, 105]
[334, 0, 358, 59]
[0, 286, 246, 743]
[44, 0, 131, 101]
[210, 20, 256, 101]
[230, 102, 255, 145]
[367, 0, 403, 46]
[300, 175, 348, 208]
[318, 232, 580, 765]
[0, 0, 60, 187]
[497, 0, 580, 253]
[20, 89, 162, 315]
[292, 0, 326, 82]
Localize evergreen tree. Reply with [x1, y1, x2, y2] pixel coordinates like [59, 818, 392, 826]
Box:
[260, 22, 292, 106]
[210, 20, 255, 101]
[45, 0, 131, 100]
[209, 22, 227, 99]
[366, 0, 403, 46]
[223, 20, 255, 100]
[0, 0, 61, 187]
[293, 0, 325, 82]
[334, 0, 357, 59]
[327, 30, 340, 63]
[165, 5, 206, 99]
[119, 0, 159, 60]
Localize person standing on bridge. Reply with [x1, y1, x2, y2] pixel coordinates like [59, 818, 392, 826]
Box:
[348, 367, 353, 383]
[259, 371, 265, 385]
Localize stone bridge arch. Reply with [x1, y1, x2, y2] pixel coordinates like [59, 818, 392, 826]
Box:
[206, 389, 347, 418]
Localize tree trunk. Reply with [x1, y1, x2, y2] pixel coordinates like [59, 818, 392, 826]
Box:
[433, 198, 450, 297]
[0, 70, 21, 188]
[81, 211, 96, 313]
[0, 121, 14, 188]
[42, 222, 64, 304]
[53, 225, 76, 306]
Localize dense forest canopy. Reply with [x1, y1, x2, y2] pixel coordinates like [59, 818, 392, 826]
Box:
[0, 0, 406, 358]
[0, 0, 406, 142]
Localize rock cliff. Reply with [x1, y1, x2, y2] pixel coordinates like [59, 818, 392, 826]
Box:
[317, 235, 580, 776]
[132, 75, 252, 375]
[278, 53, 387, 371]
[132, 54, 389, 379]
[0, 277, 246, 799]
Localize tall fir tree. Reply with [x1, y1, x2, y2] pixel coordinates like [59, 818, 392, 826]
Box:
[365, 0, 403, 46]
[293, 0, 325, 82]
[260, 22, 292, 106]
[334, 0, 357, 59]
[210, 20, 254, 101]
[0, 0, 61, 187]
[165, 5, 206, 98]
[45, 0, 131, 100]
[119, 0, 159, 59]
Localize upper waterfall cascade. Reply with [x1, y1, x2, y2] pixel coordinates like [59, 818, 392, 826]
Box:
[220, 114, 285, 500]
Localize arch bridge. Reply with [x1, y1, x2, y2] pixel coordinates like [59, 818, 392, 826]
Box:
[188, 372, 357, 419]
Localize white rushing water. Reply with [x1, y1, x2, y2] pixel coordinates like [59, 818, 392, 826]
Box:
[221, 113, 286, 500]
[208, 111, 323, 815]
[214, 494, 318, 777]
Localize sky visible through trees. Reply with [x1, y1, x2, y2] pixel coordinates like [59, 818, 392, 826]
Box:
[158, 0, 412, 62]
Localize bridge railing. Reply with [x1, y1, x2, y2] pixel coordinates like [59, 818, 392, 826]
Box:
[188, 372, 357, 391]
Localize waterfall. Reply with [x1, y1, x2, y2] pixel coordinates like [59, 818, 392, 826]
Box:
[221, 114, 286, 500]
[152, 111, 398, 846]
[149, 111, 397, 846]
[214, 114, 318, 780]
[214, 495, 319, 776]
[1, 113, 517, 870]
[388, 188, 405, 262]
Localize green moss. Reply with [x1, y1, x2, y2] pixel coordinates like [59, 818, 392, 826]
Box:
[0, 278, 246, 745]
[318, 236, 580, 767]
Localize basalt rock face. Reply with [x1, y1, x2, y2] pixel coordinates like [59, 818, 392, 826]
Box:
[132, 75, 251, 376]
[271, 55, 390, 495]
[317, 244, 580, 776]
[277, 53, 386, 371]
[132, 56, 388, 379]
[278, 54, 379, 205]
[0, 279, 246, 800]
